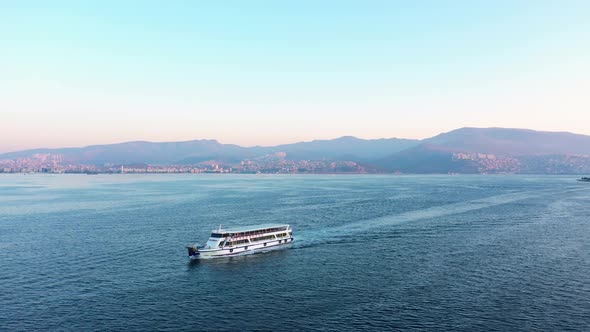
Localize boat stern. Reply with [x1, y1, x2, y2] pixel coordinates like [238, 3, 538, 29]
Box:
[186, 245, 200, 258]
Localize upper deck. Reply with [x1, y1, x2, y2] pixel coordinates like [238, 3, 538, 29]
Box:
[211, 224, 290, 238]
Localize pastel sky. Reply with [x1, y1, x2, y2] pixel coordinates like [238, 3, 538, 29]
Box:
[1, 1, 589, 152]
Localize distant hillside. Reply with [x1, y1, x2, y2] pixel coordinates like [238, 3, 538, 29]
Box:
[376, 128, 590, 174]
[0, 140, 253, 165]
[3, 127, 590, 174]
[376, 144, 479, 173]
[423, 127, 590, 155]
[0, 136, 418, 165]
[268, 136, 419, 161]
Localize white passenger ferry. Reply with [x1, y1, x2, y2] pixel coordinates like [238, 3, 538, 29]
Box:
[186, 224, 294, 259]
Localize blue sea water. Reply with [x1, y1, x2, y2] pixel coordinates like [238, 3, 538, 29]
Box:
[0, 174, 589, 331]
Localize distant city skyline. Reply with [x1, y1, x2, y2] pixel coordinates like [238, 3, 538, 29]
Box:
[2, 1, 589, 153]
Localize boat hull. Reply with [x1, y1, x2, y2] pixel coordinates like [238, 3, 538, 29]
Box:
[188, 237, 294, 259]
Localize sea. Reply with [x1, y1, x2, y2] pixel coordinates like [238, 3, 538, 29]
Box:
[0, 174, 589, 331]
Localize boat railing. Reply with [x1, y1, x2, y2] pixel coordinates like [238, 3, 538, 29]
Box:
[228, 229, 288, 241]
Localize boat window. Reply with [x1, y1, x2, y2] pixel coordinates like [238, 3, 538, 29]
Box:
[227, 239, 249, 246]
[210, 233, 223, 238]
[251, 235, 275, 242]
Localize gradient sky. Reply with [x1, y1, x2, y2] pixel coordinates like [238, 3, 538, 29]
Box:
[1, 1, 589, 152]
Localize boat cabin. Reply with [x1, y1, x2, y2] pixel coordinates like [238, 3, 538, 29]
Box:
[204, 224, 291, 248]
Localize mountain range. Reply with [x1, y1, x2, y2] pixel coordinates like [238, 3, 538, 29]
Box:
[3, 127, 590, 174]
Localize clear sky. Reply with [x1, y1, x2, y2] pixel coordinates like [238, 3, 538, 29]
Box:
[1, 1, 589, 152]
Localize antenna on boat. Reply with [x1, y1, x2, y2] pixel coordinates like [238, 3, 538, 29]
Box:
[218, 224, 222, 231]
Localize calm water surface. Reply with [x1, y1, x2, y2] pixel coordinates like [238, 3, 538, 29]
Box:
[1, 174, 589, 331]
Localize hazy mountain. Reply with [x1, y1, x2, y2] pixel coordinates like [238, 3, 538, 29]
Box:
[267, 136, 420, 161]
[0, 136, 418, 165]
[3, 127, 590, 174]
[0, 140, 253, 165]
[376, 127, 590, 173]
[376, 144, 479, 173]
[423, 127, 590, 155]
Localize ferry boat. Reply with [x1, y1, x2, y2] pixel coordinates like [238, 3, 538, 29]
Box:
[577, 177, 590, 182]
[186, 224, 294, 259]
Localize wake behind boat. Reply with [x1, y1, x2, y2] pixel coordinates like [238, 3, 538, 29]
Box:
[186, 224, 294, 259]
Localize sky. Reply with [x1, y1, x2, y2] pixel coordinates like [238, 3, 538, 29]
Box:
[1, 1, 589, 152]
